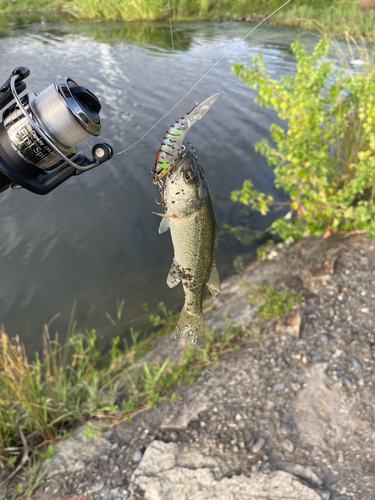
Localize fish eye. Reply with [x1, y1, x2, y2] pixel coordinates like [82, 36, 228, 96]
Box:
[184, 170, 194, 182]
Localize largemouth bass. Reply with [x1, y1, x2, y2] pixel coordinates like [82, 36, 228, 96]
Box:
[155, 143, 219, 348]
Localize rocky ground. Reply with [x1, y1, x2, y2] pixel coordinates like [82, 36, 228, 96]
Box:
[2, 233, 375, 500]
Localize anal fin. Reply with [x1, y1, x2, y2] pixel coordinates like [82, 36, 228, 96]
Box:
[167, 259, 181, 288]
[207, 261, 220, 298]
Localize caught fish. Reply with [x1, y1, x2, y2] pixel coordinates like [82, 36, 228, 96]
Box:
[153, 93, 220, 185]
[155, 142, 219, 348]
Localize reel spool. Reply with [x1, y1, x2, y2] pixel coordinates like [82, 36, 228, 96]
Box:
[0, 66, 114, 195]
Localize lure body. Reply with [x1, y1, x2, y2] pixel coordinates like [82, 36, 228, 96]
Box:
[153, 93, 220, 184]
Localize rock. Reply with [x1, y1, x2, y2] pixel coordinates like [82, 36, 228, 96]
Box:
[273, 383, 285, 392]
[281, 439, 294, 454]
[61, 496, 91, 500]
[205, 294, 257, 331]
[88, 482, 104, 493]
[251, 437, 266, 453]
[132, 450, 143, 462]
[290, 383, 301, 392]
[160, 376, 221, 430]
[282, 423, 293, 435]
[267, 249, 278, 260]
[44, 423, 112, 478]
[109, 488, 129, 500]
[131, 441, 242, 485]
[131, 441, 324, 500]
[285, 308, 301, 337]
[159, 354, 256, 430]
[280, 464, 323, 488]
[293, 363, 353, 447]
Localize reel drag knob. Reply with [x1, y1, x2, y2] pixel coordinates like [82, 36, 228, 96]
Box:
[92, 143, 113, 163]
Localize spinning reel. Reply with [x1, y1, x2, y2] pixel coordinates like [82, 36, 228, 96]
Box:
[0, 66, 114, 195]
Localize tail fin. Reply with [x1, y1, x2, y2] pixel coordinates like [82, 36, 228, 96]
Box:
[174, 306, 206, 349]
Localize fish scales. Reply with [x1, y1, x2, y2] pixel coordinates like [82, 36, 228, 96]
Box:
[170, 193, 216, 313]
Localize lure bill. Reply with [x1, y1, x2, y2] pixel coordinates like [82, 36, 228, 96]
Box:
[152, 93, 220, 184]
[154, 142, 219, 349]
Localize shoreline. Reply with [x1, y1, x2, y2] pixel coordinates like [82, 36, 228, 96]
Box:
[1, 231, 372, 499]
[1, 2, 375, 43]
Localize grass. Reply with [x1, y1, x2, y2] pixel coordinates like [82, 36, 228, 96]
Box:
[248, 283, 305, 320]
[233, 255, 245, 274]
[273, 2, 375, 42]
[12, 456, 49, 499]
[1, 1, 375, 43]
[120, 316, 263, 419]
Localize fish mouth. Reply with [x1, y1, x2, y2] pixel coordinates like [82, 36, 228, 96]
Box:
[154, 143, 198, 184]
[155, 165, 173, 182]
[169, 158, 185, 183]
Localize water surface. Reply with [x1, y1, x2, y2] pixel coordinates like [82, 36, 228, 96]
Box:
[0, 19, 342, 351]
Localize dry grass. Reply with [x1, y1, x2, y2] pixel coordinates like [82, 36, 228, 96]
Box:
[357, 0, 375, 11]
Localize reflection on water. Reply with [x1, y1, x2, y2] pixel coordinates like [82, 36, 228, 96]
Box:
[0, 13, 63, 37]
[88, 21, 194, 51]
[0, 18, 346, 353]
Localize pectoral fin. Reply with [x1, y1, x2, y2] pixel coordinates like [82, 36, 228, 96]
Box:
[167, 259, 181, 288]
[158, 217, 170, 234]
[207, 261, 220, 298]
[152, 212, 171, 217]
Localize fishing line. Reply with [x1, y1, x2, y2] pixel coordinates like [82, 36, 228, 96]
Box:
[116, 0, 292, 156]
[167, 0, 180, 116]
[168, 0, 175, 54]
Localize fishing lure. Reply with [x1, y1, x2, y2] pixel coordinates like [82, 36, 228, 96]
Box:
[152, 93, 220, 184]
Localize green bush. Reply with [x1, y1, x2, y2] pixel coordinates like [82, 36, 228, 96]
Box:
[231, 38, 375, 240]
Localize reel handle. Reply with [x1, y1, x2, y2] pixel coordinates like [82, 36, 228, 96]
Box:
[92, 143, 113, 163]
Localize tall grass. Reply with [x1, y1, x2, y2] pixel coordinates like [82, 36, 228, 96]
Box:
[332, 34, 375, 179]
[0, 326, 116, 444]
[65, 0, 169, 21]
[0, 300, 180, 457]
[274, 2, 375, 42]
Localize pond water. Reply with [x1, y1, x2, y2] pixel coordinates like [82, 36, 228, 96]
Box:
[0, 17, 344, 352]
